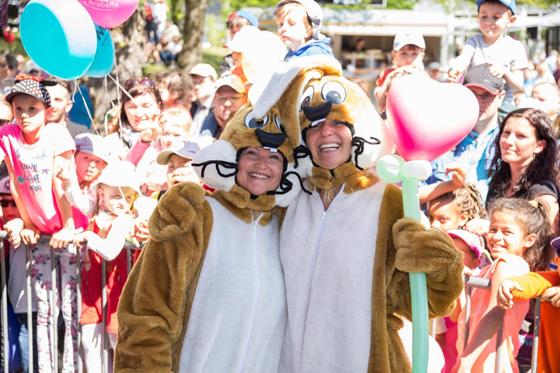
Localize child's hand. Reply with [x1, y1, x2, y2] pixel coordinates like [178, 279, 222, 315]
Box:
[73, 231, 92, 245]
[464, 218, 490, 236]
[133, 219, 150, 243]
[4, 218, 24, 249]
[447, 69, 463, 83]
[50, 227, 76, 250]
[497, 279, 523, 310]
[542, 286, 560, 308]
[445, 165, 466, 189]
[139, 123, 161, 143]
[488, 63, 507, 79]
[20, 227, 40, 246]
[169, 167, 199, 186]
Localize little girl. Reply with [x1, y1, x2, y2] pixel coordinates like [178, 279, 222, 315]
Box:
[453, 198, 554, 373]
[1, 75, 79, 372]
[74, 161, 139, 372]
[497, 241, 560, 372]
[427, 183, 487, 373]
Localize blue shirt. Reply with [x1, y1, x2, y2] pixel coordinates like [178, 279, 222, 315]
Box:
[426, 125, 499, 201]
[284, 38, 334, 61]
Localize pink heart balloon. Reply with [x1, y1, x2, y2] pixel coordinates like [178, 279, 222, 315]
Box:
[386, 74, 479, 161]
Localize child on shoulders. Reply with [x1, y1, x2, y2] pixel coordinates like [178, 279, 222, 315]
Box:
[274, 0, 333, 61]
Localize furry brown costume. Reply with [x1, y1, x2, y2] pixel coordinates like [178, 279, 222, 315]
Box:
[114, 104, 303, 372]
[252, 56, 464, 372]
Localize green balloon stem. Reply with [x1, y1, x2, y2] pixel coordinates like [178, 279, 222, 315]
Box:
[401, 177, 429, 373]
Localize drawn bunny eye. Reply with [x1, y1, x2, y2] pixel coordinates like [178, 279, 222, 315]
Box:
[321, 81, 346, 104]
[299, 86, 314, 111]
[244, 111, 268, 129]
[274, 115, 282, 130]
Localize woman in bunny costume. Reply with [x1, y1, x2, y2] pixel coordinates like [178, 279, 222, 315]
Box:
[114, 103, 304, 373]
[250, 55, 464, 373]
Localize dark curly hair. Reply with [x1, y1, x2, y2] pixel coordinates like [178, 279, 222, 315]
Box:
[488, 198, 554, 271]
[488, 108, 560, 200]
[429, 183, 486, 224]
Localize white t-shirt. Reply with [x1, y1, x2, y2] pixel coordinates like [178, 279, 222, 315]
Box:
[452, 34, 529, 102]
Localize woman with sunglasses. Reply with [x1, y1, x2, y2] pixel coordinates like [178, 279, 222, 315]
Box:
[109, 77, 163, 152]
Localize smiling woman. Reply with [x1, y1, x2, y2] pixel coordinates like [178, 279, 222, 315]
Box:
[236, 147, 284, 196]
[117, 77, 163, 148]
[114, 104, 302, 372]
[487, 108, 560, 233]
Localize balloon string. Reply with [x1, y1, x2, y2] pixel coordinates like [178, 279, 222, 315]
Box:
[74, 80, 99, 135]
[108, 73, 134, 102]
[114, 67, 123, 141]
[103, 76, 112, 136]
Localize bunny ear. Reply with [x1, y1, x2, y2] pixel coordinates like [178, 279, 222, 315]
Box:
[192, 140, 238, 193]
[251, 55, 343, 119]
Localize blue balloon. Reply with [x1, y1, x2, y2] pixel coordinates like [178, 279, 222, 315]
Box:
[20, 0, 97, 80]
[86, 25, 115, 78]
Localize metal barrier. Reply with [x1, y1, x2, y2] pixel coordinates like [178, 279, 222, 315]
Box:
[0, 234, 143, 373]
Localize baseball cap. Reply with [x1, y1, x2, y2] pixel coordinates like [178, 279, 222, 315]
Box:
[5, 74, 56, 107]
[227, 10, 259, 28]
[225, 25, 261, 53]
[215, 74, 246, 94]
[476, 0, 516, 15]
[463, 64, 505, 95]
[75, 133, 112, 164]
[189, 63, 218, 80]
[275, 0, 323, 38]
[393, 31, 426, 51]
[447, 229, 484, 259]
[156, 141, 201, 165]
[94, 160, 141, 194]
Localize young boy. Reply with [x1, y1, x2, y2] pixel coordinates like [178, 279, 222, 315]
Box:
[373, 30, 426, 114]
[156, 140, 201, 194]
[449, 0, 529, 104]
[62, 133, 111, 224]
[274, 0, 333, 61]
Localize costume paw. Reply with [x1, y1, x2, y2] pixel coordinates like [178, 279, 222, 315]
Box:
[393, 218, 462, 274]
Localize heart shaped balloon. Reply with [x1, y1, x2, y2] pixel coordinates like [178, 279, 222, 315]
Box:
[386, 74, 479, 161]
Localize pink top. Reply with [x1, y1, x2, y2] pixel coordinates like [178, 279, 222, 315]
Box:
[0, 123, 75, 234]
[453, 254, 530, 373]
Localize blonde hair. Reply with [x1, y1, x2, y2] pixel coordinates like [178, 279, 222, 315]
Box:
[275, 2, 313, 41]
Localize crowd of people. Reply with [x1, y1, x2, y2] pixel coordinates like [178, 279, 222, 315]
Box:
[1, 0, 560, 372]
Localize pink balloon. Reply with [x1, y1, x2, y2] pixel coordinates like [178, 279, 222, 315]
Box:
[79, 0, 138, 29]
[386, 74, 479, 161]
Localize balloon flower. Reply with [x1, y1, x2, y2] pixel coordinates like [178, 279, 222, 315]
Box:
[377, 73, 479, 373]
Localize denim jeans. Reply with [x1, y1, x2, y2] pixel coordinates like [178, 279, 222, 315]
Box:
[15, 312, 38, 373]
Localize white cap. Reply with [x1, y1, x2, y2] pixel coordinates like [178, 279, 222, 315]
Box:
[225, 25, 261, 53]
[189, 63, 218, 80]
[156, 141, 201, 165]
[94, 161, 141, 194]
[393, 31, 426, 51]
[215, 73, 246, 94]
[75, 133, 113, 164]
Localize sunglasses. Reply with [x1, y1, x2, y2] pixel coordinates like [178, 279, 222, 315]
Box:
[0, 199, 16, 208]
[124, 77, 156, 90]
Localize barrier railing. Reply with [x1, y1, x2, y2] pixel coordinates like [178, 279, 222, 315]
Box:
[0, 234, 143, 373]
